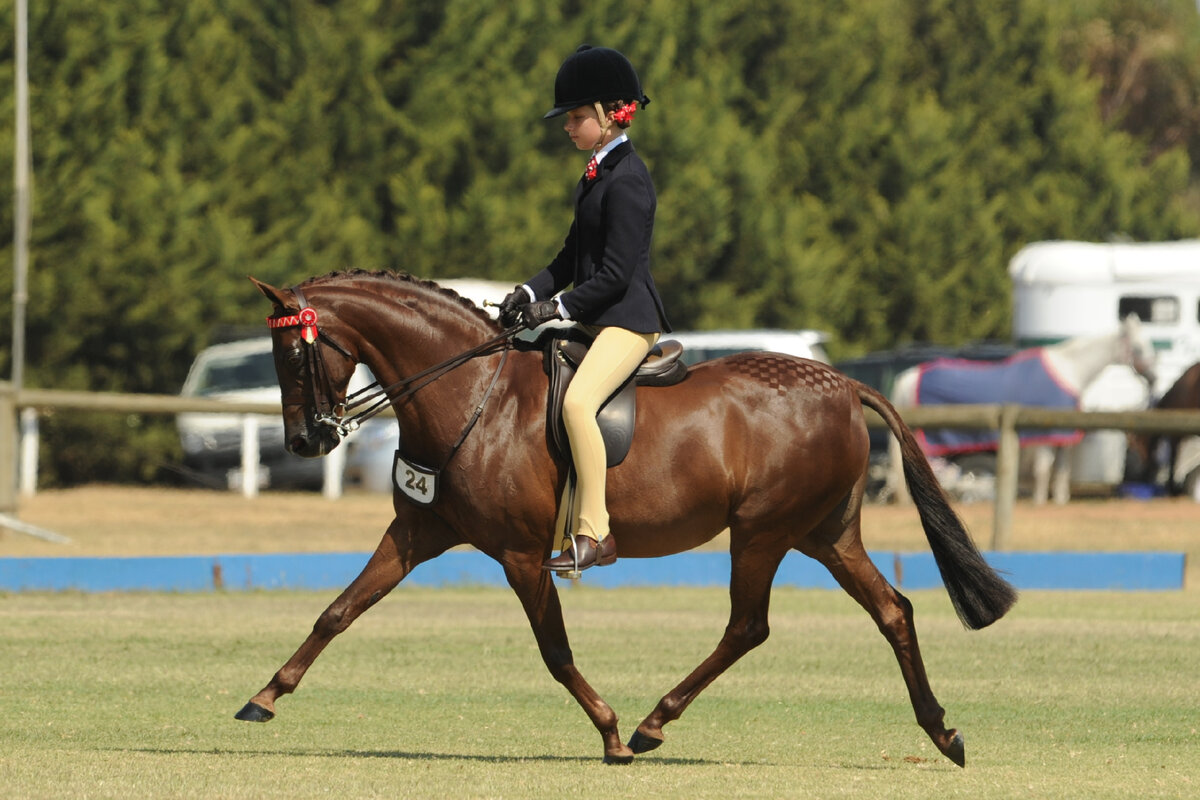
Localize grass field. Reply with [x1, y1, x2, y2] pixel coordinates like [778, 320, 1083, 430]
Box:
[0, 586, 1197, 799]
[1, 487, 1198, 798]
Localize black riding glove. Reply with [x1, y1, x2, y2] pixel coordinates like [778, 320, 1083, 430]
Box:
[520, 300, 563, 330]
[497, 286, 526, 328]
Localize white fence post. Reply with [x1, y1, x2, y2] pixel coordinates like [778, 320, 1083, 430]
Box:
[991, 405, 1020, 550]
[240, 416, 260, 498]
[18, 407, 37, 497]
[322, 442, 346, 499]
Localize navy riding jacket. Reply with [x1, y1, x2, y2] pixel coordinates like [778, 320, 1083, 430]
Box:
[527, 140, 671, 334]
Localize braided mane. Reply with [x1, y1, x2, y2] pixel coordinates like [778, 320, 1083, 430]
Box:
[298, 269, 500, 329]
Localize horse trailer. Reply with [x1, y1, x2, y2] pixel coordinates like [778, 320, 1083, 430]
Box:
[1009, 239, 1200, 485]
[1010, 239, 1200, 394]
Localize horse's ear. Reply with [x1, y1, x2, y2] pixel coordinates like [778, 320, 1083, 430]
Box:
[249, 276, 291, 310]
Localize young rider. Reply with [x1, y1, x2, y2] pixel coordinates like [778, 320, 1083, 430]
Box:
[499, 44, 671, 574]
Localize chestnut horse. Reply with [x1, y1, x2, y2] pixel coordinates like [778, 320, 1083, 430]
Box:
[237, 270, 1016, 766]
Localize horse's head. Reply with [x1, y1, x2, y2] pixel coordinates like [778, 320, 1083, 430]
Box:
[1120, 313, 1158, 388]
[250, 276, 359, 459]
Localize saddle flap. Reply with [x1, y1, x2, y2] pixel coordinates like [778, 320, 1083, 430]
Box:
[545, 335, 689, 468]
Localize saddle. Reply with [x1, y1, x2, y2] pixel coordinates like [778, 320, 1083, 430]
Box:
[544, 334, 688, 467]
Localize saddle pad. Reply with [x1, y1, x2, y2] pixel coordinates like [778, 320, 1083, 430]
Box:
[914, 350, 1083, 455]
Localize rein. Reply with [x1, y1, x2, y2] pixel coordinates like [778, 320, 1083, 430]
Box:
[268, 285, 522, 468]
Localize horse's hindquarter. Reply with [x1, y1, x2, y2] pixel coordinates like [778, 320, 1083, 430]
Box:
[610, 354, 870, 557]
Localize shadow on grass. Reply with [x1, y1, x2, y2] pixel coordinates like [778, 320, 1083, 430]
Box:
[108, 746, 930, 770]
[110, 746, 724, 766]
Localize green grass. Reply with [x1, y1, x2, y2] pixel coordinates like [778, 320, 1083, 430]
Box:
[1, 586, 1197, 799]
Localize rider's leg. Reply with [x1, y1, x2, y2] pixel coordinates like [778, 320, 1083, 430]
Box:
[562, 326, 658, 543]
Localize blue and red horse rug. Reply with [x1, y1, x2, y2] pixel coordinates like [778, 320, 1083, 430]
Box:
[913, 349, 1083, 456]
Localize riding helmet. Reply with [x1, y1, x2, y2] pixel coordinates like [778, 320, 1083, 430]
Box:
[543, 44, 651, 119]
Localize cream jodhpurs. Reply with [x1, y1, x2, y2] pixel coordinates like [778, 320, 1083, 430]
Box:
[556, 326, 659, 543]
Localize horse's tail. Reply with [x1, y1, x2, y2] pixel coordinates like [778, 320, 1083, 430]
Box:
[855, 381, 1018, 630]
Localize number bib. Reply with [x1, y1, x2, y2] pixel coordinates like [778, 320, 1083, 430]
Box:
[392, 451, 439, 506]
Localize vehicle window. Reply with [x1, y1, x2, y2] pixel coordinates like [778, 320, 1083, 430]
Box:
[1118, 295, 1178, 324]
[196, 352, 278, 394]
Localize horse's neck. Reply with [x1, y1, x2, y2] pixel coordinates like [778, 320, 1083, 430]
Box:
[1041, 331, 1121, 393]
[360, 311, 497, 401]
[348, 294, 531, 454]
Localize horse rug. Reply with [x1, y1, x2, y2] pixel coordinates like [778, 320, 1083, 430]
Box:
[914, 349, 1083, 456]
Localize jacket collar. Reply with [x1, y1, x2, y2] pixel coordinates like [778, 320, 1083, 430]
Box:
[578, 139, 634, 193]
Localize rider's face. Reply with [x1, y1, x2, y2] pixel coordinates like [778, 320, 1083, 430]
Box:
[564, 105, 604, 151]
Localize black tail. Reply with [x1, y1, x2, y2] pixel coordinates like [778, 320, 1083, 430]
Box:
[856, 382, 1017, 629]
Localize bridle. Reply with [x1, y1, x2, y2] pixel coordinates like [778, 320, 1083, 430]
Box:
[266, 285, 521, 464]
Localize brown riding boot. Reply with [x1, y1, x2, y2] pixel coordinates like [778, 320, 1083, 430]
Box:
[543, 535, 617, 573]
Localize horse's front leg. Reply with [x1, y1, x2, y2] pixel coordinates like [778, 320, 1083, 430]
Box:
[235, 516, 454, 722]
[502, 556, 633, 764]
[1050, 444, 1072, 505]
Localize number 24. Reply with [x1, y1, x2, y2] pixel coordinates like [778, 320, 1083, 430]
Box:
[405, 469, 429, 494]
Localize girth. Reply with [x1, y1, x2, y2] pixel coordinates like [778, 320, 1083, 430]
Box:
[545, 334, 688, 467]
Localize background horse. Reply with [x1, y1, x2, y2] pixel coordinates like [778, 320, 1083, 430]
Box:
[888, 315, 1156, 505]
[237, 270, 1015, 766]
[1127, 361, 1200, 496]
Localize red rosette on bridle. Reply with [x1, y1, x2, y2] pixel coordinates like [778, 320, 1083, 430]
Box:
[298, 307, 319, 344]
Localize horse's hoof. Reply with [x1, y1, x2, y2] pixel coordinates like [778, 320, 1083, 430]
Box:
[603, 751, 634, 765]
[944, 730, 965, 768]
[234, 702, 275, 723]
[628, 730, 663, 754]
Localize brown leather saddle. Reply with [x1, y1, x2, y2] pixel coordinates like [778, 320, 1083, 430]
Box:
[544, 334, 688, 467]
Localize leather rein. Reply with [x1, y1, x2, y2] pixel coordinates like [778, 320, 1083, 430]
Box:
[267, 285, 521, 466]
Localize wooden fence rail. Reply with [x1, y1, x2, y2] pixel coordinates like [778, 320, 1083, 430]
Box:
[868, 405, 1200, 548]
[4, 383, 1200, 549]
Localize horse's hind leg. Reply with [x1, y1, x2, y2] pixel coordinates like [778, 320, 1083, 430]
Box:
[629, 534, 788, 755]
[235, 516, 453, 722]
[1032, 445, 1053, 505]
[802, 522, 965, 767]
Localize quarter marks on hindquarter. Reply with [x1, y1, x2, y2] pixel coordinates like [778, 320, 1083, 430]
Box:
[730, 354, 842, 396]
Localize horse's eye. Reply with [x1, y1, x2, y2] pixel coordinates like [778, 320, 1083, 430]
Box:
[286, 348, 305, 371]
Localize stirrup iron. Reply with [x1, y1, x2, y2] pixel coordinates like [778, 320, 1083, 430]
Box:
[556, 533, 583, 580]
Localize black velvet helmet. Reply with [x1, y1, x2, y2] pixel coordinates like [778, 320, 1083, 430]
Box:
[543, 45, 651, 119]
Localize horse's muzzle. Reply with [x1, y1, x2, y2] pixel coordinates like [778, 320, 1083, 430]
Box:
[286, 426, 342, 458]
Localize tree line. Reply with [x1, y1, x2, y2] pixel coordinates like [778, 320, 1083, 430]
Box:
[0, 0, 1198, 484]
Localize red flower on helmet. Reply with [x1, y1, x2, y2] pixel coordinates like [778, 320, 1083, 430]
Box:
[611, 101, 638, 125]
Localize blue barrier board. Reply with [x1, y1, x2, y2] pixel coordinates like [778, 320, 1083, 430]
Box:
[0, 550, 1184, 593]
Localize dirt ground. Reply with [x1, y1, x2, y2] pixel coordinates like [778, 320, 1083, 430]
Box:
[2, 485, 1197, 587]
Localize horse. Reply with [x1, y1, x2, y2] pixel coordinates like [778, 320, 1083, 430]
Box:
[1127, 361, 1200, 495]
[888, 315, 1157, 505]
[236, 270, 1017, 767]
